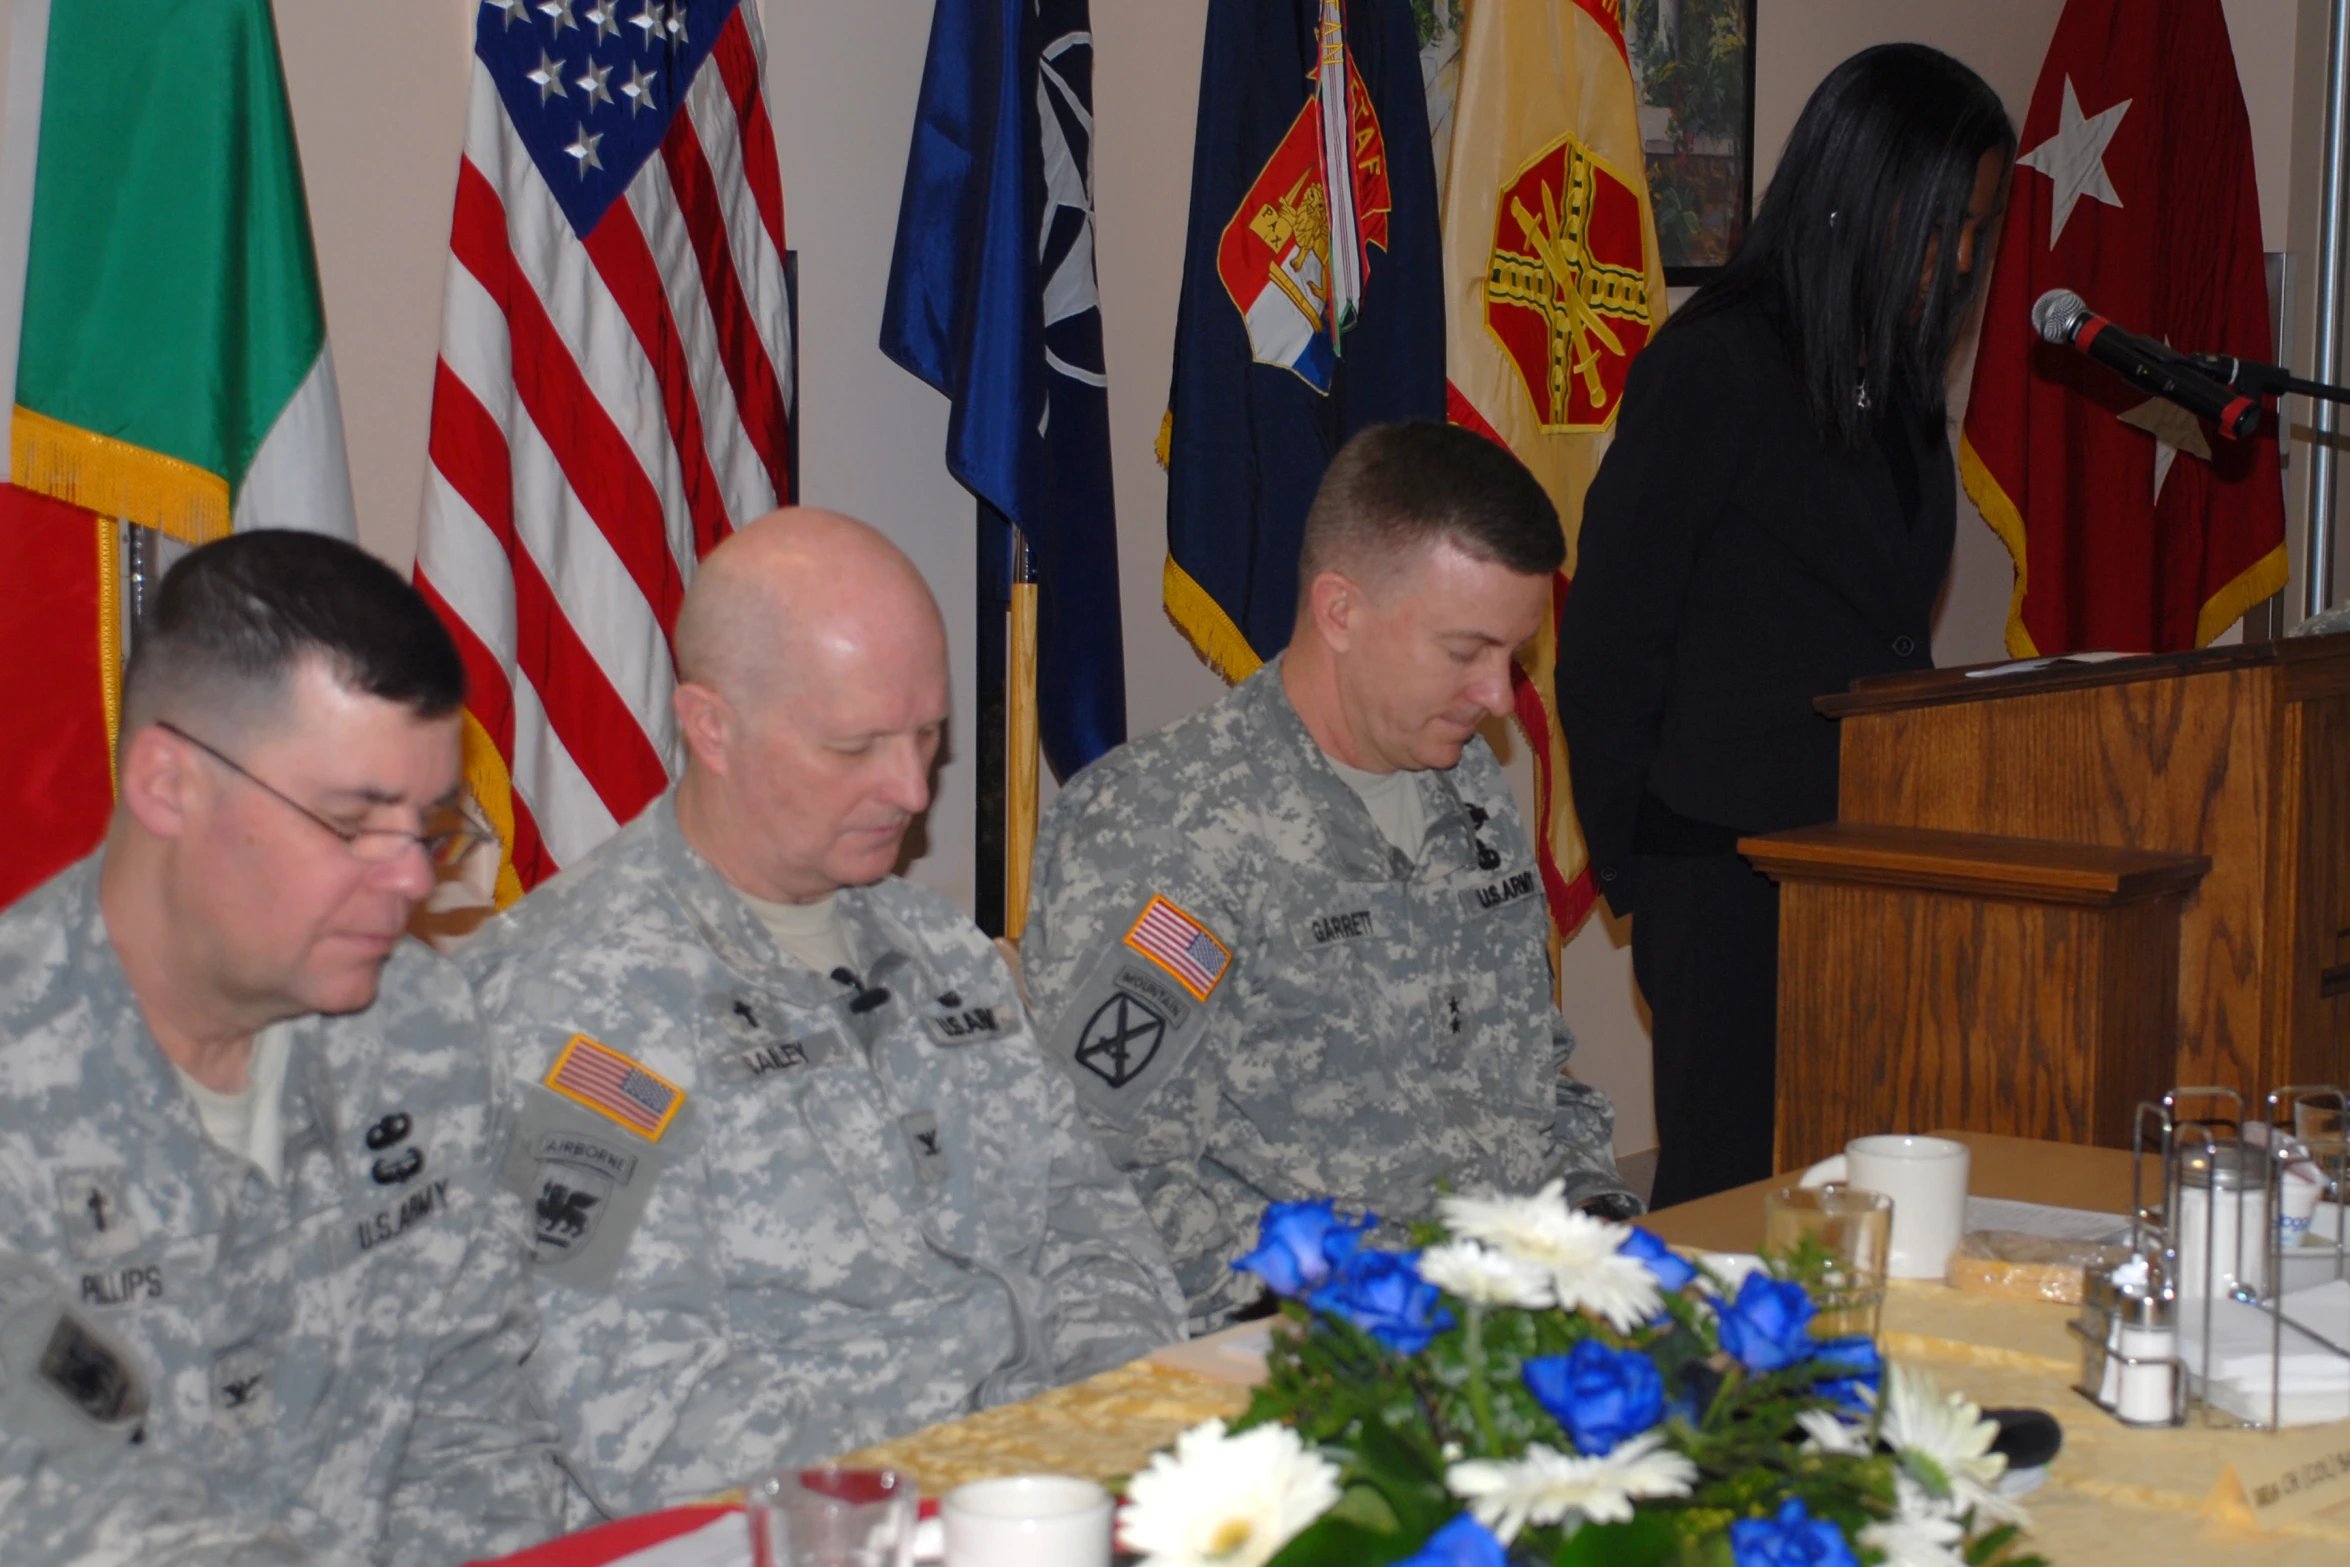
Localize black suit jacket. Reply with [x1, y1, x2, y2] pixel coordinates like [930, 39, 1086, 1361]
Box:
[1557, 301, 1956, 916]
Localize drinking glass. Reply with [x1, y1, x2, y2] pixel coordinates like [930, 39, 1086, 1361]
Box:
[2295, 1092, 2348, 1202]
[1763, 1183, 1893, 1341]
[747, 1466, 918, 1567]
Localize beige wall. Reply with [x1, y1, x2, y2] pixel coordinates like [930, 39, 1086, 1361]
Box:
[2, 1, 2322, 1156]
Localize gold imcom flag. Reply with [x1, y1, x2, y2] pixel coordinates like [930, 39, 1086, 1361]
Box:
[1441, 0, 1666, 936]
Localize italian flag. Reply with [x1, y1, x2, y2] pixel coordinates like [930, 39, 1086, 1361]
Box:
[0, 0, 353, 904]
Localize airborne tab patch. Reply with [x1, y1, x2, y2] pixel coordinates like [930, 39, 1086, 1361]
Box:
[545, 1035, 685, 1142]
[1123, 896, 1230, 1002]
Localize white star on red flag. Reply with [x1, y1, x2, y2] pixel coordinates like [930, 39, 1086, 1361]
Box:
[2019, 77, 2131, 247]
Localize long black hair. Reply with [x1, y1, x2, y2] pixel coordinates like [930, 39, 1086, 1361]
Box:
[1671, 43, 2015, 450]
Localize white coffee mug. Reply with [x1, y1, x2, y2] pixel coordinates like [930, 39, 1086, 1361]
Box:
[942, 1475, 1112, 1567]
[1801, 1134, 1970, 1279]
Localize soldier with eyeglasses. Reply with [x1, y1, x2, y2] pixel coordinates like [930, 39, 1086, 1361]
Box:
[0, 531, 564, 1564]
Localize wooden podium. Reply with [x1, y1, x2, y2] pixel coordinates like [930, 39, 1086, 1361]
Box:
[1742, 638, 2350, 1169]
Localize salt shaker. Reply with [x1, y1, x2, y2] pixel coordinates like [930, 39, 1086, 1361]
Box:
[2092, 1254, 2180, 1425]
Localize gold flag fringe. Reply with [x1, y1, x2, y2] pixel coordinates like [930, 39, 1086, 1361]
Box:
[459, 710, 527, 911]
[97, 513, 123, 791]
[2194, 541, 2290, 648]
[1957, 432, 2041, 659]
[12, 407, 231, 547]
[1161, 554, 1263, 684]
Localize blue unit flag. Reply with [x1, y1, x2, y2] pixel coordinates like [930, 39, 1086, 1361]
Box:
[1161, 0, 1445, 675]
[881, 0, 1126, 779]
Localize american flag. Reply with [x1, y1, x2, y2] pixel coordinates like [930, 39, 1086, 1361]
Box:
[1124, 895, 1230, 1001]
[547, 1034, 684, 1140]
[416, 0, 794, 900]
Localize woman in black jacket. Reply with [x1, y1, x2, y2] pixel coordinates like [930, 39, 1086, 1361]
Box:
[1557, 45, 2015, 1207]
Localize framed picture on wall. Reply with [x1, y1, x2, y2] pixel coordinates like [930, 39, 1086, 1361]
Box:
[1625, 0, 1757, 284]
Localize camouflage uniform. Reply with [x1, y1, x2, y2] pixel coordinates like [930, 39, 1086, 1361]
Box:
[1022, 661, 1635, 1327]
[461, 793, 1185, 1523]
[0, 856, 566, 1567]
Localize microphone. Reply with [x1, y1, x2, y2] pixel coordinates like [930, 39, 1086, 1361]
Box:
[2030, 289, 2262, 440]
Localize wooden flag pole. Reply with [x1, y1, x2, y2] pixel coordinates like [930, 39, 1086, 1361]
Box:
[1004, 528, 1041, 941]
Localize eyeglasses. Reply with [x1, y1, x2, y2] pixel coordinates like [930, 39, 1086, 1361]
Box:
[154, 720, 488, 871]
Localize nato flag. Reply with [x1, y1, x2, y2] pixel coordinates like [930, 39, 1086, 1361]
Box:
[881, 0, 1125, 777]
[1163, 0, 1445, 672]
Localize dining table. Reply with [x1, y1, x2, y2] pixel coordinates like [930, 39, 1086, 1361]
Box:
[482, 1131, 2350, 1565]
[831, 1130, 2350, 1563]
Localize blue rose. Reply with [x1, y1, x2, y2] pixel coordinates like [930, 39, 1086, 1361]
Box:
[1715, 1273, 1817, 1373]
[1395, 1515, 1510, 1567]
[1809, 1335, 1882, 1414]
[1523, 1339, 1667, 1456]
[1232, 1199, 1376, 1299]
[1618, 1227, 1699, 1293]
[1729, 1499, 1860, 1567]
[1307, 1248, 1455, 1354]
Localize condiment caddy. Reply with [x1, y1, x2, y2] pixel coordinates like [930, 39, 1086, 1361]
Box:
[2069, 1086, 2350, 1429]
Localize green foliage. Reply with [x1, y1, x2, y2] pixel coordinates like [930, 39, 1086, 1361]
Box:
[1410, 0, 1467, 54]
[1626, 0, 1752, 268]
[1964, 1521, 2051, 1567]
[1626, 0, 1748, 148]
[1553, 1512, 1680, 1567]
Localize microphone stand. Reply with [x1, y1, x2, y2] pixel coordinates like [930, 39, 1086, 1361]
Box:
[2183, 352, 2350, 411]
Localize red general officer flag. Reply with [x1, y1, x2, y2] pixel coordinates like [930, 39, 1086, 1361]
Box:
[1962, 0, 2287, 655]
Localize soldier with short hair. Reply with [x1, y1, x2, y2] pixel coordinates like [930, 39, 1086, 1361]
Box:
[1022, 420, 1639, 1330]
[463, 508, 1183, 1524]
[0, 531, 564, 1564]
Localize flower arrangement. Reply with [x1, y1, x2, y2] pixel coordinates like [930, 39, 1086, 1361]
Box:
[1118, 1183, 2044, 1567]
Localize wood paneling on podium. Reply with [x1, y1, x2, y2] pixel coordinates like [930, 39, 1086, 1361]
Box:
[1748, 639, 2350, 1165]
[1743, 823, 2207, 1168]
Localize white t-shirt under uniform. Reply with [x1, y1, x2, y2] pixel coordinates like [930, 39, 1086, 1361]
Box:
[1325, 754, 1429, 861]
[737, 888, 856, 980]
[173, 1020, 294, 1185]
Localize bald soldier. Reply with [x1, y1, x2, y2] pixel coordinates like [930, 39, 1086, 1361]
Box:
[463, 509, 1183, 1522]
[1023, 422, 1640, 1329]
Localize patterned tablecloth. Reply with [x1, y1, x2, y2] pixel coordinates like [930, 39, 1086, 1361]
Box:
[831, 1359, 1251, 1498]
[827, 1280, 2350, 1563]
[1871, 1281, 2350, 1563]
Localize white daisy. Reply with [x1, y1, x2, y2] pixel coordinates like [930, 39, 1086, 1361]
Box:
[1445, 1432, 1697, 1544]
[1795, 1407, 1873, 1458]
[1879, 1365, 2021, 1525]
[1417, 1238, 1556, 1309]
[1438, 1180, 1592, 1258]
[1436, 1183, 1660, 1332]
[1858, 1476, 1970, 1567]
[1119, 1418, 1342, 1567]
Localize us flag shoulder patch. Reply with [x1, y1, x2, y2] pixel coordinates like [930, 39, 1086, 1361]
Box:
[1123, 895, 1231, 1002]
[545, 1035, 685, 1142]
